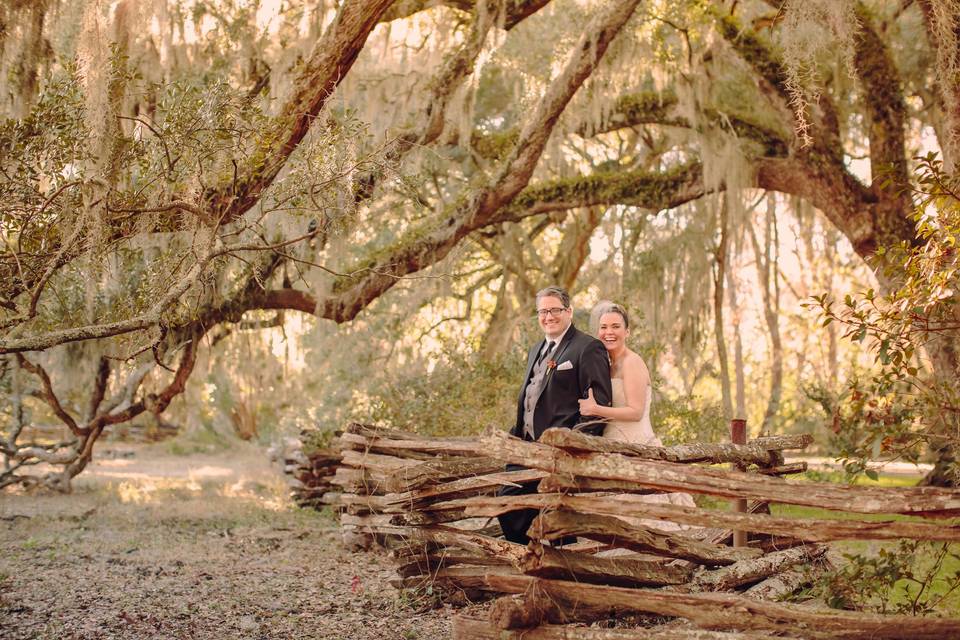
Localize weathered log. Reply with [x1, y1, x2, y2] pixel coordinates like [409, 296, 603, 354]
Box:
[389, 509, 470, 525]
[521, 541, 694, 587]
[538, 428, 812, 465]
[381, 468, 547, 511]
[382, 456, 503, 493]
[447, 493, 960, 542]
[331, 467, 385, 495]
[338, 492, 392, 513]
[683, 544, 827, 592]
[758, 462, 806, 476]
[340, 449, 419, 471]
[489, 593, 556, 629]
[481, 432, 960, 517]
[538, 473, 662, 494]
[340, 431, 484, 458]
[340, 513, 397, 528]
[744, 567, 813, 601]
[399, 525, 529, 565]
[339, 517, 411, 537]
[396, 551, 510, 578]
[453, 615, 794, 640]
[393, 564, 521, 592]
[531, 511, 762, 566]
[345, 422, 421, 439]
[391, 539, 444, 559]
[484, 575, 960, 639]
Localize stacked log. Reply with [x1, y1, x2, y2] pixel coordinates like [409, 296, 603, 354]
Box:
[280, 430, 341, 509]
[334, 424, 960, 637]
[333, 423, 534, 595]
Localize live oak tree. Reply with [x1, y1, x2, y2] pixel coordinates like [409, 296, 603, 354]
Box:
[2, 0, 959, 488]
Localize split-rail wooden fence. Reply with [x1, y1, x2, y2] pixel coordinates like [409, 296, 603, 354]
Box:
[316, 422, 960, 639]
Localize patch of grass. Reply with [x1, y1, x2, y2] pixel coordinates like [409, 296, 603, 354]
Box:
[22, 537, 41, 550]
[759, 472, 960, 615]
[800, 468, 923, 487]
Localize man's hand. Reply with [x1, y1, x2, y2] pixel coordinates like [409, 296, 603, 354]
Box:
[578, 388, 600, 416]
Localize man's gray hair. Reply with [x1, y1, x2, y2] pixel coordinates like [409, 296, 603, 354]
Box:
[535, 286, 571, 309]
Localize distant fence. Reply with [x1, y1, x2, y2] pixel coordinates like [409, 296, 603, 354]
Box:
[325, 423, 960, 639]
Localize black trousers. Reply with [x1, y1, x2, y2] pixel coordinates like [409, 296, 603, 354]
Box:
[496, 463, 540, 545]
[497, 462, 576, 547]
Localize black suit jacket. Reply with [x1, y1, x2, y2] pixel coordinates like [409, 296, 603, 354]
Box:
[511, 324, 613, 440]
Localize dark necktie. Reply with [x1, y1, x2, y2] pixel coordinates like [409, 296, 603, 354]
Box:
[537, 341, 555, 368]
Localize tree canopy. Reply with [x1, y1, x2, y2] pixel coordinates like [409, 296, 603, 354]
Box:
[2, 0, 959, 489]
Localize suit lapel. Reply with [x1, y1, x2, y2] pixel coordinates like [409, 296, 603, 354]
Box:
[523, 338, 545, 385]
[551, 326, 577, 366]
[533, 325, 578, 406]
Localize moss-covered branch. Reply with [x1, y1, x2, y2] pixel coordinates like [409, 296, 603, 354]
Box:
[497, 162, 707, 222]
[471, 90, 789, 161]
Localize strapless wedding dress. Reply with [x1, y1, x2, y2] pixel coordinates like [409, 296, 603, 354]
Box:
[601, 378, 696, 529]
[603, 379, 660, 444]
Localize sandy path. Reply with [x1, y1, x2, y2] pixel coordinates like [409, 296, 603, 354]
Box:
[0, 443, 451, 640]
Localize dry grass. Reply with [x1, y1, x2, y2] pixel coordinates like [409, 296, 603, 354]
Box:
[0, 442, 451, 640]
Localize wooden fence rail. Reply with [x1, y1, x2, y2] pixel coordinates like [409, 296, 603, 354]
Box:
[323, 422, 960, 639]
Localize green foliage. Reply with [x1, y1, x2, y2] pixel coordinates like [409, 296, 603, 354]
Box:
[651, 392, 728, 446]
[798, 540, 960, 616]
[368, 345, 526, 437]
[812, 154, 960, 481]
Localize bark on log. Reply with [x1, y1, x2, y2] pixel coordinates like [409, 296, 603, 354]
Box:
[758, 462, 806, 476]
[683, 544, 827, 592]
[743, 567, 813, 601]
[539, 428, 812, 465]
[331, 467, 385, 495]
[521, 541, 694, 587]
[396, 552, 511, 578]
[481, 432, 960, 517]
[341, 424, 487, 458]
[445, 493, 960, 542]
[382, 456, 503, 493]
[340, 448, 419, 469]
[381, 468, 548, 511]
[489, 593, 556, 629]
[531, 511, 763, 566]
[538, 474, 662, 494]
[484, 575, 960, 639]
[453, 614, 794, 640]
[394, 565, 521, 592]
[401, 525, 529, 565]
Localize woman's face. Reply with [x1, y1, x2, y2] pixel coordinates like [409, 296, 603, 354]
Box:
[597, 311, 629, 353]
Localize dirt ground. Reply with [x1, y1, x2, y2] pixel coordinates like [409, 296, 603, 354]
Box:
[0, 442, 453, 640]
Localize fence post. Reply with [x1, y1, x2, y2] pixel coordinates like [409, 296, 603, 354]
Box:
[730, 418, 748, 547]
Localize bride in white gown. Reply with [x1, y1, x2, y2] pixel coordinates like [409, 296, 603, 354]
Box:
[579, 302, 696, 529]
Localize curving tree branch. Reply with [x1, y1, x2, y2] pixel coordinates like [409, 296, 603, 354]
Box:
[325, 0, 646, 322]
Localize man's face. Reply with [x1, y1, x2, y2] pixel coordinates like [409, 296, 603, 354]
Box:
[537, 295, 572, 340]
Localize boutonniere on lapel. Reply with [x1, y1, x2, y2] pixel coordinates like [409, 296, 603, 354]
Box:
[546, 359, 557, 370]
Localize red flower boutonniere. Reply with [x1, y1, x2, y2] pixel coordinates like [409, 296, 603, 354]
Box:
[546, 359, 557, 370]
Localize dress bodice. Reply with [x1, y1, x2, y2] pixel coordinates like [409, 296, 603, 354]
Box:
[603, 378, 661, 446]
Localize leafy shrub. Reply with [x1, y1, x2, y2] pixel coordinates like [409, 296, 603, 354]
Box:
[799, 540, 960, 615]
[368, 347, 526, 437]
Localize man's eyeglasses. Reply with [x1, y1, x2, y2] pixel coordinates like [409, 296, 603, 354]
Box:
[536, 307, 568, 318]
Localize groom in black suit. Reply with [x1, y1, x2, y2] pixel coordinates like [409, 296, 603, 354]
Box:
[499, 286, 613, 544]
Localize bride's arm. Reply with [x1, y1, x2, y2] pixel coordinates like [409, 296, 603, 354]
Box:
[578, 355, 649, 421]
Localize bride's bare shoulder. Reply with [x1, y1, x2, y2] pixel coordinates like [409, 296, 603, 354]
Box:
[623, 351, 651, 378]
